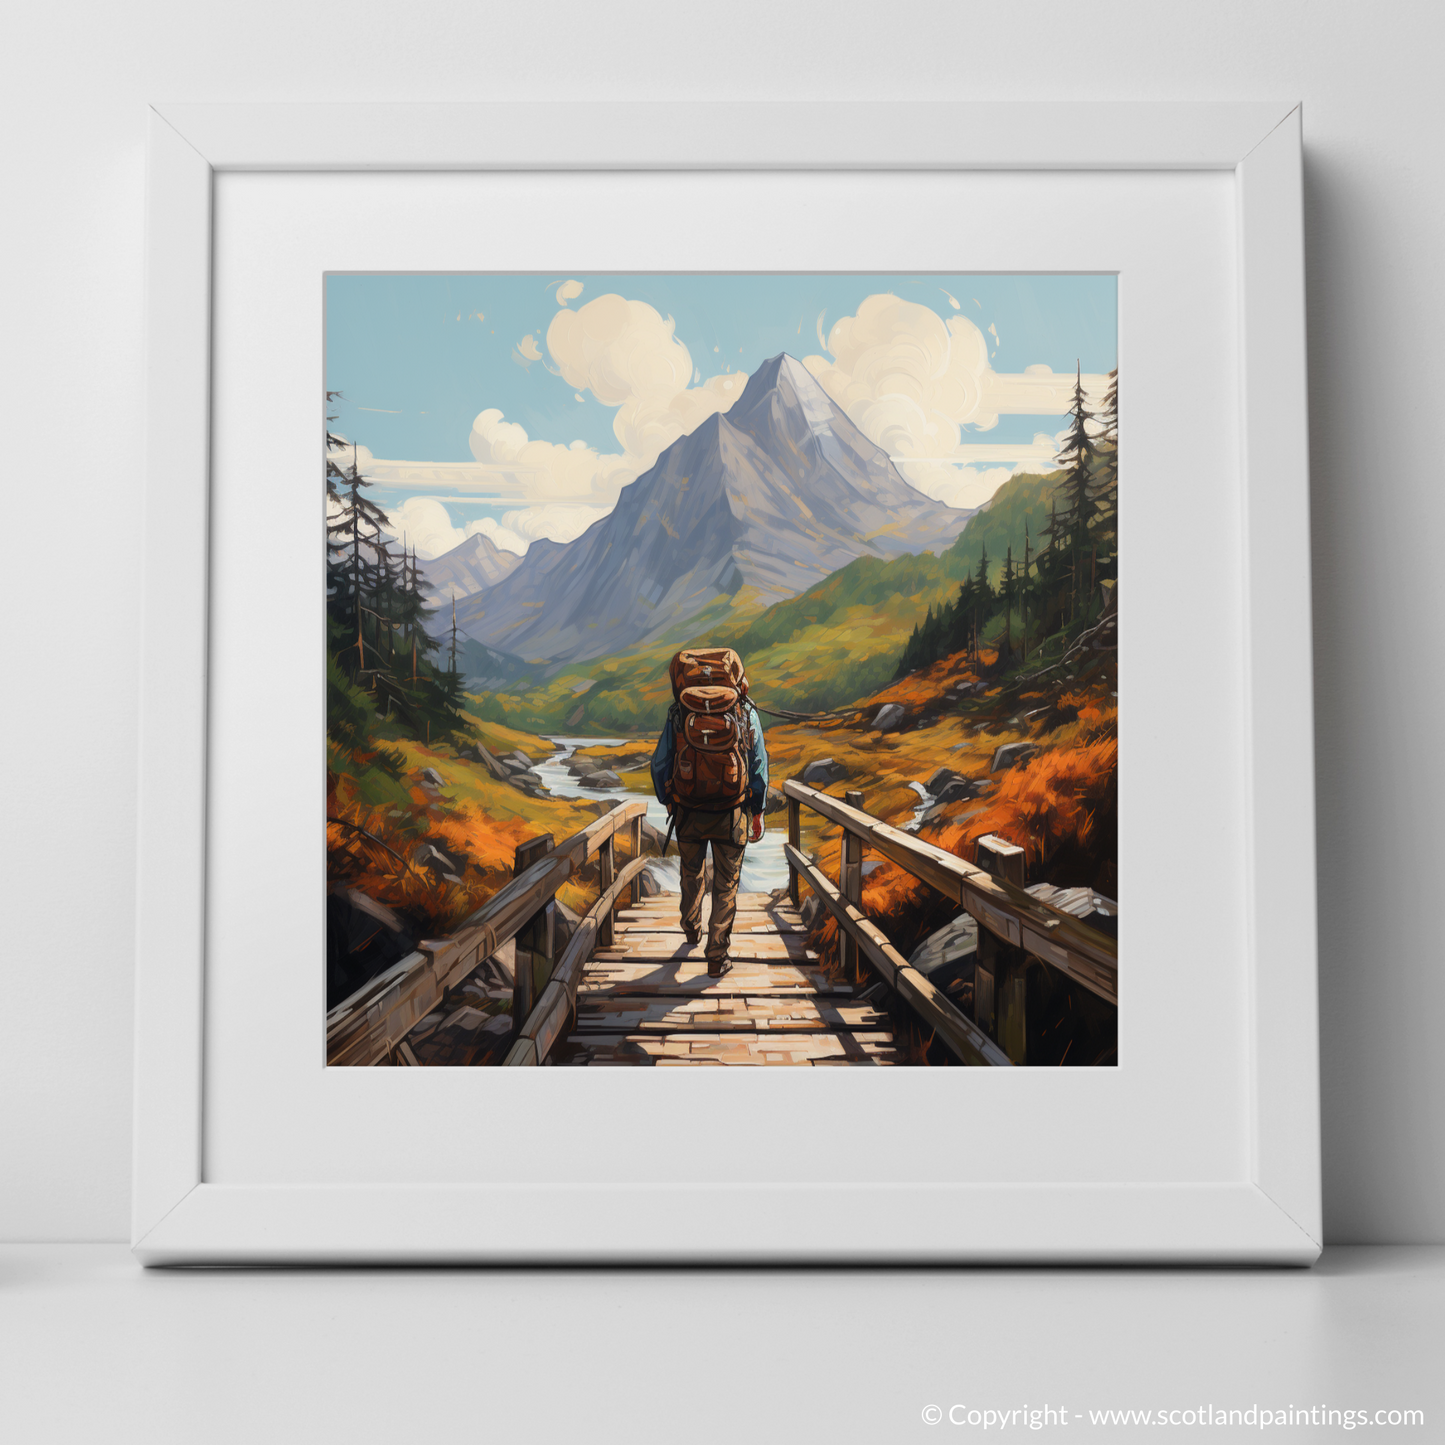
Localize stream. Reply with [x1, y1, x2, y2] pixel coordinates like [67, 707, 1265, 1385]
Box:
[533, 736, 792, 895]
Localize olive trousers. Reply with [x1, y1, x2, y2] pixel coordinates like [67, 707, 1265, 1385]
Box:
[675, 806, 747, 964]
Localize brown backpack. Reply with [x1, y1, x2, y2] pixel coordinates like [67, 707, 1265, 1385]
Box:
[667, 649, 754, 812]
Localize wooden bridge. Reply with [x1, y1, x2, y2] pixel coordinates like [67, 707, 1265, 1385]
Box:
[325, 777, 1118, 1069]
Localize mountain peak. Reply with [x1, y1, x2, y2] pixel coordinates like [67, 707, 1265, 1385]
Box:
[453, 350, 972, 666]
[416, 527, 523, 602]
[734, 350, 824, 408]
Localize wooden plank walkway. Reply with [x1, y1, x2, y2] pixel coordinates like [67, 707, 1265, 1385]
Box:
[564, 891, 903, 1066]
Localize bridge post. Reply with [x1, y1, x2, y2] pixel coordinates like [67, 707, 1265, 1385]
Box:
[975, 834, 1028, 1061]
[628, 814, 643, 906]
[977, 834, 1026, 888]
[787, 795, 801, 907]
[598, 835, 615, 949]
[997, 956, 1028, 1064]
[974, 927, 997, 1038]
[839, 790, 864, 976]
[511, 834, 555, 1034]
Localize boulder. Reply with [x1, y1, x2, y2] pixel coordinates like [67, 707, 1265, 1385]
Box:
[799, 895, 821, 930]
[415, 843, 463, 881]
[419, 767, 445, 789]
[925, 767, 964, 796]
[800, 757, 846, 788]
[934, 779, 976, 805]
[581, 769, 623, 790]
[990, 741, 1040, 773]
[408, 1010, 447, 1043]
[637, 868, 662, 898]
[640, 819, 667, 854]
[871, 703, 906, 732]
[907, 914, 979, 996]
[764, 785, 788, 814]
[415, 1006, 514, 1063]
[461, 743, 512, 783]
[508, 750, 535, 769]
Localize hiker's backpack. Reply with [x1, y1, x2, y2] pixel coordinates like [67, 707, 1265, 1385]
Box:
[667, 648, 755, 812]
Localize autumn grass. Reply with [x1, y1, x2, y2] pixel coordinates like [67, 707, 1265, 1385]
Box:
[776, 650, 1118, 992]
[328, 717, 626, 934]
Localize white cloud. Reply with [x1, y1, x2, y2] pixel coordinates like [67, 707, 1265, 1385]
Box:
[469, 516, 528, 556]
[517, 334, 543, 362]
[381, 498, 474, 559]
[378, 499, 540, 561]
[468, 407, 637, 508]
[898, 462, 1017, 511]
[500, 503, 611, 546]
[802, 294, 1106, 503]
[375, 497, 614, 561]
[545, 294, 747, 468]
[555, 279, 584, 306]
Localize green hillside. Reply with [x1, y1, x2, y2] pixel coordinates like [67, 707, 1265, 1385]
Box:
[476, 468, 1065, 735]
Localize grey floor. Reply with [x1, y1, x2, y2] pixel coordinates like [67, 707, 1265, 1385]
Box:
[1, 1245, 1439, 1441]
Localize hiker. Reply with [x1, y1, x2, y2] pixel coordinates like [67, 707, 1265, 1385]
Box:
[650, 648, 769, 978]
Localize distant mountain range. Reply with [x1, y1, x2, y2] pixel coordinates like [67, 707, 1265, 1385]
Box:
[415, 531, 522, 609]
[443, 353, 973, 667]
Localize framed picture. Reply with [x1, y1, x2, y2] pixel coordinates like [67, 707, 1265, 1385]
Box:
[135, 101, 1319, 1263]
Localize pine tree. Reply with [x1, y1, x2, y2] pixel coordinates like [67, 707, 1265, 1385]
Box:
[972, 543, 991, 658]
[323, 399, 472, 750]
[952, 576, 978, 656]
[1021, 520, 1032, 663]
[1092, 366, 1119, 583]
[326, 438, 391, 679]
[1055, 362, 1102, 622]
[1000, 545, 1015, 664]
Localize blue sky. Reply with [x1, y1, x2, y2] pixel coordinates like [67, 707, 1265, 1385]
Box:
[324, 272, 1116, 558]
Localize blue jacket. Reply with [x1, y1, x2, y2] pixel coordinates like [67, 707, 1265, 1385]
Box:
[651, 700, 769, 815]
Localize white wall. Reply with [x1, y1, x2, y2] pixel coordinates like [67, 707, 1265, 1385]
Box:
[2, 0, 1440, 1243]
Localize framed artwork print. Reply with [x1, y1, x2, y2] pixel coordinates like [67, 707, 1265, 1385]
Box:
[134, 101, 1320, 1264]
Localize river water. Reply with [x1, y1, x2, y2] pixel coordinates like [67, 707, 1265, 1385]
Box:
[533, 736, 791, 894]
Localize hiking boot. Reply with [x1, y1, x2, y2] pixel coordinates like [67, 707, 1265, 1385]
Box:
[683, 925, 701, 946]
[707, 958, 733, 979]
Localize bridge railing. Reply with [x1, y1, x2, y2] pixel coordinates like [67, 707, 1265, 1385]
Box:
[326, 801, 647, 1067]
[782, 777, 1117, 1066]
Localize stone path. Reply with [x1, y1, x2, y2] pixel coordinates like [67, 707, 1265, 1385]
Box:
[564, 892, 901, 1066]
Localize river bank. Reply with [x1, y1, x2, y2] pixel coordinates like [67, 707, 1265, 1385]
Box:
[534, 736, 792, 894]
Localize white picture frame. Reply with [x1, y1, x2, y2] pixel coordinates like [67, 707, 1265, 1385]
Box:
[135, 101, 1319, 1265]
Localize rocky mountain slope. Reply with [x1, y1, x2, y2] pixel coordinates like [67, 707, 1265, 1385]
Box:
[451, 353, 972, 665]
